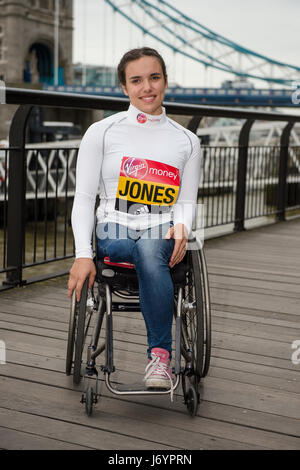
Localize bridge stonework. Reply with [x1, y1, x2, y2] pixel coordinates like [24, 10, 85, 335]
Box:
[0, 0, 76, 139]
[0, 0, 73, 85]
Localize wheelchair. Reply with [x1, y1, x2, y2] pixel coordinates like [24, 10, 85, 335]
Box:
[66, 233, 211, 417]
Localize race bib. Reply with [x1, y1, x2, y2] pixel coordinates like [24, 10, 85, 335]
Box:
[115, 156, 180, 215]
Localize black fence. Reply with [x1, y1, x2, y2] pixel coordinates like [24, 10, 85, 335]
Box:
[1, 88, 300, 289]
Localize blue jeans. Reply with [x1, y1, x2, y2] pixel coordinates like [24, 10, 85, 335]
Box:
[96, 221, 175, 359]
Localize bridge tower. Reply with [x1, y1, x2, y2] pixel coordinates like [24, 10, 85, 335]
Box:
[0, 0, 73, 86]
[0, 1, 102, 141]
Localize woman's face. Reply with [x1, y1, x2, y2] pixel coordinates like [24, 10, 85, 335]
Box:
[121, 55, 168, 115]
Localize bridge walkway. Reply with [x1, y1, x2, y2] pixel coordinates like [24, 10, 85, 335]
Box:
[0, 218, 299, 450]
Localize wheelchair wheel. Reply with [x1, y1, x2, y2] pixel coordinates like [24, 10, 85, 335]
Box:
[181, 247, 209, 385]
[66, 289, 76, 376]
[85, 385, 94, 417]
[186, 385, 198, 417]
[199, 247, 211, 378]
[73, 278, 90, 384]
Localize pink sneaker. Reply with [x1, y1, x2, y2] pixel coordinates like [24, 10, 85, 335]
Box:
[144, 348, 173, 391]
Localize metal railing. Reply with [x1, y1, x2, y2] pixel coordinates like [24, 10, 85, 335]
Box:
[1, 87, 300, 288]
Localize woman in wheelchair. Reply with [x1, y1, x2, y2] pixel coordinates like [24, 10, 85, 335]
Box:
[68, 47, 201, 392]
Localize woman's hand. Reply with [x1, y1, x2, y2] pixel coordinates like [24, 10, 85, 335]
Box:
[68, 258, 96, 302]
[165, 223, 188, 268]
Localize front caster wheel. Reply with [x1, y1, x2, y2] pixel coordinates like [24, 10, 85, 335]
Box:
[186, 386, 198, 417]
[85, 385, 98, 416]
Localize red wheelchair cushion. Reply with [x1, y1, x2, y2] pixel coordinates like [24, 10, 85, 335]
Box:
[104, 256, 135, 269]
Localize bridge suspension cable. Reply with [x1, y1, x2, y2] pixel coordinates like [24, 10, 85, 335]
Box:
[104, 0, 300, 86]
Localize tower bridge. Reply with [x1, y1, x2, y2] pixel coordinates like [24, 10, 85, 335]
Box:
[0, 0, 299, 140]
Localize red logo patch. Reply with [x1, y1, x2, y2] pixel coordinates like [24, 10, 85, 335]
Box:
[123, 157, 148, 180]
[137, 113, 147, 124]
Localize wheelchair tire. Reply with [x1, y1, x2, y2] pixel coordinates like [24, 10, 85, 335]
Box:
[66, 290, 76, 376]
[73, 278, 89, 385]
[85, 385, 94, 417]
[186, 385, 198, 417]
[199, 247, 211, 378]
[181, 249, 205, 383]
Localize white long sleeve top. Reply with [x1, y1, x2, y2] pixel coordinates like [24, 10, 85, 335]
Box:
[71, 103, 202, 259]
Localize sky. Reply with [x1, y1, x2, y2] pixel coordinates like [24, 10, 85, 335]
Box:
[73, 0, 300, 89]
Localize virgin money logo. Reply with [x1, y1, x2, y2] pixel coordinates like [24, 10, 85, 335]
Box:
[123, 157, 148, 179]
[137, 113, 147, 124]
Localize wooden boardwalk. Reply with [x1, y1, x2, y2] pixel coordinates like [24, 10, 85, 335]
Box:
[0, 218, 300, 450]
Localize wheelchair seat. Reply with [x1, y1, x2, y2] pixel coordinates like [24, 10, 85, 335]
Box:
[95, 255, 189, 290]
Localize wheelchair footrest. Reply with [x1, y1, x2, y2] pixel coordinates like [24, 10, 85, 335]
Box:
[113, 382, 149, 392]
[105, 373, 181, 396]
[109, 382, 175, 394]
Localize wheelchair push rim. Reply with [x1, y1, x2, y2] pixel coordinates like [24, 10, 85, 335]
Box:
[66, 289, 76, 376]
[180, 249, 205, 385]
[66, 278, 92, 385]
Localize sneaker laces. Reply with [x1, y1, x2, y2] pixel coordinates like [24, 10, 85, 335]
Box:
[144, 353, 174, 402]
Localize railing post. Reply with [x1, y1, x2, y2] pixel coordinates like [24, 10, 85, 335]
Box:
[276, 121, 295, 222]
[234, 119, 255, 232]
[187, 115, 202, 133]
[3, 104, 33, 287]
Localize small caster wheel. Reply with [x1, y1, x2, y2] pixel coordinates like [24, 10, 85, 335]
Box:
[186, 386, 198, 417]
[85, 385, 95, 416]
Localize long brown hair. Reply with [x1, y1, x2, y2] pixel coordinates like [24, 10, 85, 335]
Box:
[117, 47, 167, 86]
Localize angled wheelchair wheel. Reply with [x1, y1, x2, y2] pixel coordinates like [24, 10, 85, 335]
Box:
[199, 247, 211, 378]
[66, 289, 77, 376]
[73, 278, 90, 384]
[180, 245, 211, 387]
[181, 249, 204, 385]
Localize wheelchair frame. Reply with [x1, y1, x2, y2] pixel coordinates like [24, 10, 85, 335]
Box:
[66, 234, 211, 417]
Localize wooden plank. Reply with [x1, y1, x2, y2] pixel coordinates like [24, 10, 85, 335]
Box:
[209, 280, 300, 299]
[212, 308, 299, 331]
[6, 343, 299, 385]
[1, 326, 297, 376]
[0, 306, 298, 358]
[0, 408, 171, 451]
[212, 303, 298, 324]
[0, 217, 300, 450]
[1, 349, 300, 423]
[2, 349, 296, 444]
[0, 426, 90, 450]
[0, 326, 295, 378]
[207, 264, 300, 285]
[0, 376, 261, 450]
[1, 308, 297, 348]
[0, 367, 299, 450]
[208, 272, 300, 294]
[210, 287, 300, 316]
[1, 314, 295, 363]
[3, 342, 299, 395]
[1, 303, 297, 351]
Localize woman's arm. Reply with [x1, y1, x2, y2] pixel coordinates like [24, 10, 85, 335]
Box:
[173, 133, 201, 236]
[68, 122, 104, 300]
[166, 133, 201, 267]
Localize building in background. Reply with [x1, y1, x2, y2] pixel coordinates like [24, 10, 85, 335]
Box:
[0, 1, 103, 141]
[0, 0, 73, 87]
[73, 63, 118, 87]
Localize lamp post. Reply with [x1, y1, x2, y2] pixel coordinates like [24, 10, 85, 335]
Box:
[54, 0, 59, 86]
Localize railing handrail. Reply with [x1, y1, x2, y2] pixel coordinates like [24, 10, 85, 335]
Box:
[5, 87, 300, 122]
[2, 87, 300, 289]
